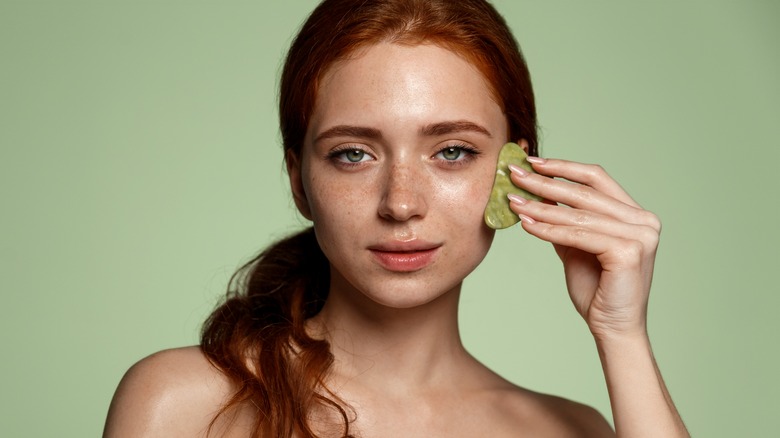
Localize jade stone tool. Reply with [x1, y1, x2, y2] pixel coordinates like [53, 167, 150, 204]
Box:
[484, 142, 543, 229]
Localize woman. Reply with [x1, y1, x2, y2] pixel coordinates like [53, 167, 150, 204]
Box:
[104, 0, 688, 436]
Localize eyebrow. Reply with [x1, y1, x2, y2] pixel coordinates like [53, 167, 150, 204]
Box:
[420, 120, 493, 138]
[314, 120, 492, 144]
[314, 125, 382, 143]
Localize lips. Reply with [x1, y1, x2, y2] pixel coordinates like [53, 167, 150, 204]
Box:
[368, 241, 441, 272]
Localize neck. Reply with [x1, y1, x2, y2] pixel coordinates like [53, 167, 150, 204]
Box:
[307, 273, 470, 393]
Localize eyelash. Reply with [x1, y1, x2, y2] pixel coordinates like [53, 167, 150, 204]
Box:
[325, 143, 481, 169]
[326, 145, 374, 168]
[434, 144, 480, 167]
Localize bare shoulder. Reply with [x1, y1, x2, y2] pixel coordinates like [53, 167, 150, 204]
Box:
[103, 346, 250, 437]
[488, 384, 615, 437]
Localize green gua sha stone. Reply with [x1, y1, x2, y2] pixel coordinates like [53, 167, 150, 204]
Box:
[484, 142, 543, 229]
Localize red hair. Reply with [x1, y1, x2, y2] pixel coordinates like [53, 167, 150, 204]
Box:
[280, 0, 537, 161]
[202, 1, 537, 437]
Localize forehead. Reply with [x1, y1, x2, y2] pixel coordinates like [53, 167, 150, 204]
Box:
[309, 43, 506, 138]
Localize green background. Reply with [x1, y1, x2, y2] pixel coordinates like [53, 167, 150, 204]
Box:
[2, 1, 778, 436]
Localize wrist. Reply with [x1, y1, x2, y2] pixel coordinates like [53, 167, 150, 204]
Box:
[592, 328, 651, 356]
[588, 316, 648, 345]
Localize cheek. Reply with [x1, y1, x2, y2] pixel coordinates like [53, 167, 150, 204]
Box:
[305, 174, 372, 226]
[435, 165, 494, 219]
[434, 173, 496, 273]
[436, 165, 496, 250]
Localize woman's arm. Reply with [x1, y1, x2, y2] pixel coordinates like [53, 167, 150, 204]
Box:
[595, 331, 687, 436]
[506, 146, 689, 437]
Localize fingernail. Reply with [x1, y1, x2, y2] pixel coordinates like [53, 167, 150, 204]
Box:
[507, 193, 527, 205]
[508, 164, 528, 177]
[526, 156, 546, 164]
[518, 214, 536, 224]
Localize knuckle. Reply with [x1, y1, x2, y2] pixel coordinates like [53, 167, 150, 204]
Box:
[572, 212, 590, 226]
[537, 174, 555, 191]
[586, 164, 608, 182]
[644, 211, 662, 232]
[618, 240, 644, 264]
[573, 185, 592, 202]
[638, 225, 660, 249]
[571, 227, 589, 242]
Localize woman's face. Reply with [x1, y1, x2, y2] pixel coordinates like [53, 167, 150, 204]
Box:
[290, 43, 509, 309]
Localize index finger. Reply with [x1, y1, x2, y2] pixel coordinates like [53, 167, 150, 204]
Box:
[526, 157, 642, 209]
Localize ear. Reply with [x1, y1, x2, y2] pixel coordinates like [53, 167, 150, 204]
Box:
[286, 150, 313, 220]
[516, 139, 530, 154]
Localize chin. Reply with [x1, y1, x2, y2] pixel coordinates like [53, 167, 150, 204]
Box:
[329, 258, 479, 312]
[365, 283, 459, 310]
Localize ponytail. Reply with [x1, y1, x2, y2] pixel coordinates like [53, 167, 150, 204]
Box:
[201, 227, 352, 437]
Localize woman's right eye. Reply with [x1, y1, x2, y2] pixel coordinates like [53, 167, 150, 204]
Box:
[343, 149, 367, 162]
[329, 148, 374, 164]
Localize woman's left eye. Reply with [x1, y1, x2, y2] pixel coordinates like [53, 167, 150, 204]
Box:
[435, 145, 477, 162]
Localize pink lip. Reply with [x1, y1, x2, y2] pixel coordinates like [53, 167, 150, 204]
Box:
[368, 241, 441, 272]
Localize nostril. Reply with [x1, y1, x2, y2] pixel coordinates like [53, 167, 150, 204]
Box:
[377, 164, 429, 221]
[379, 187, 427, 222]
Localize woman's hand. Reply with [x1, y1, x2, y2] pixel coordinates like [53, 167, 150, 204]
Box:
[505, 145, 689, 436]
[506, 152, 661, 340]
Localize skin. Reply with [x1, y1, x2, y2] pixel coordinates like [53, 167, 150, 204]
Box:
[293, 42, 505, 311]
[104, 42, 688, 437]
[507, 158, 688, 436]
[289, 43, 609, 436]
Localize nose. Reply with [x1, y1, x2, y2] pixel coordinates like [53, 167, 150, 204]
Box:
[377, 162, 428, 222]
